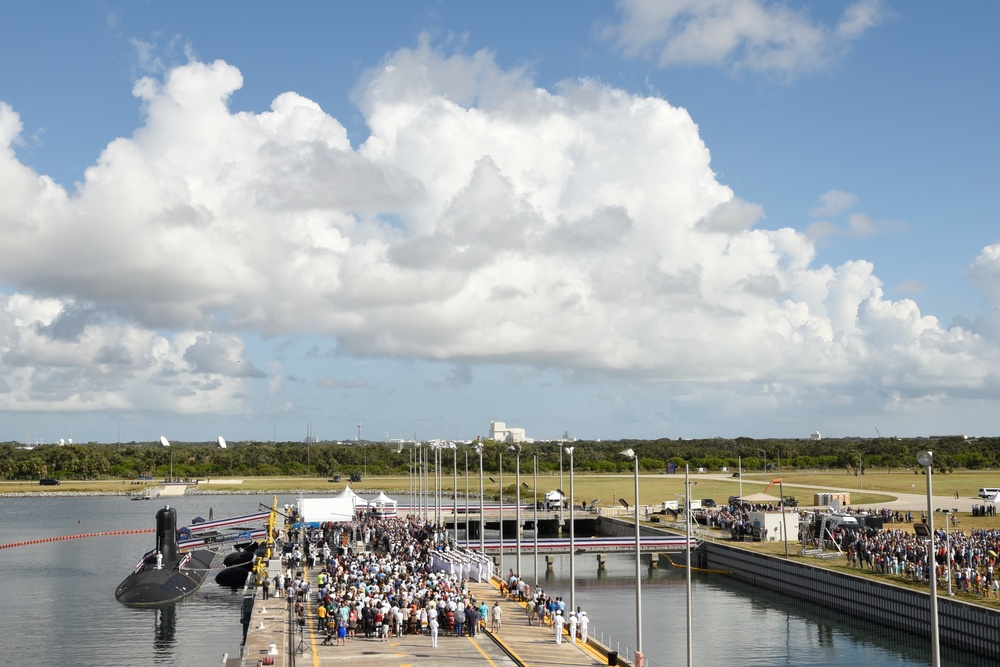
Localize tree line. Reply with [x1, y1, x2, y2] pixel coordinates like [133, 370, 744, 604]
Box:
[0, 435, 993, 482]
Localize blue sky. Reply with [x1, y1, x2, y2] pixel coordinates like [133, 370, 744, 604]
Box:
[1, 1, 998, 444]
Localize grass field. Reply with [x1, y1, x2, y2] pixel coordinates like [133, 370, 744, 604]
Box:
[7, 468, 1000, 507]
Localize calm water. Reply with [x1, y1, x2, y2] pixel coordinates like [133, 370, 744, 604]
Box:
[0, 494, 988, 666]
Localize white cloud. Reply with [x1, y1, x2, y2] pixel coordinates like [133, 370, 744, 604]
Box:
[0, 41, 996, 422]
[607, 0, 888, 78]
[809, 189, 859, 218]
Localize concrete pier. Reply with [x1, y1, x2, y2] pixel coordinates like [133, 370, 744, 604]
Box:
[236, 569, 625, 666]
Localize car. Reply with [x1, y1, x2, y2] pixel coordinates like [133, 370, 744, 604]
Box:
[349, 473, 362, 483]
[731, 472, 740, 477]
[39, 478, 60, 486]
[701, 498, 717, 508]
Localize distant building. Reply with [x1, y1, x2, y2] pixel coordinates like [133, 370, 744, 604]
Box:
[489, 421, 530, 444]
[810, 431, 822, 440]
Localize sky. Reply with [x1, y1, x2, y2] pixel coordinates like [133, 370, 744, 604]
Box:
[0, 1, 998, 445]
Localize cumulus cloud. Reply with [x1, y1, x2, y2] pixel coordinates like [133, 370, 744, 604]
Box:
[606, 0, 888, 78]
[806, 190, 906, 240]
[0, 41, 998, 421]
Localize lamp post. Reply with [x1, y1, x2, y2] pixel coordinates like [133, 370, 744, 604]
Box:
[852, 449, 863, 493]
[452, 444, 459, 544]
[509, 444, 523, 577]
[942, 509, 953, 596]
[533, 450, 539, 588]
[566, 446, 576, 616]
[499, 450, 505, 579]
[738, 455, 743, 498]
[917, 450, 940, 667]
[465, 449, 470, 548]
[757, 449, 767, 480]
[475, 442, 485, 553]
[685, 464, 693, 667]
[620, 448, 642, 666]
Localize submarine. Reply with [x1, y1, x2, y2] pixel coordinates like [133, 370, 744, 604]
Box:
[115, 505, 218, 606]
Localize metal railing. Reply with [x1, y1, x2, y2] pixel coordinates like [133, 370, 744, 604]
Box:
[587, 620, 666, 667]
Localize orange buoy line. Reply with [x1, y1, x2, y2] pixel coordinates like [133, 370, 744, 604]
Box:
[0, 528, 154, 550]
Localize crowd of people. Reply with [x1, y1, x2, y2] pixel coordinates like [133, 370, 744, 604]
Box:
[702, 498, 1000, 600]
[267, 511, 517, 647]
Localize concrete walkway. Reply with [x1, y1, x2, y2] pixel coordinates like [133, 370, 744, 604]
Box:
[467, 579, 610, 667]
[238, 567, 610, 667]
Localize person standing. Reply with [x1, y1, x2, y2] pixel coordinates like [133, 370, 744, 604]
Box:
[261, 574, 270, 600]
[525, 597, 536, 625]
[553, 610, 565, 644]
[429, 616, 439, 648]
[579, 611, 590, 643]
[491, 601, 502, 632]
[567, 611, 578, 644]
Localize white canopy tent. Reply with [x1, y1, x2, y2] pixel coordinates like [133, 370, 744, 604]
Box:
[298, 484, 369, 524]
[371, 491, 398, 518]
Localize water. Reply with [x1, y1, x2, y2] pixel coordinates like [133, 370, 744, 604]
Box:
[0, 494, 989, 666]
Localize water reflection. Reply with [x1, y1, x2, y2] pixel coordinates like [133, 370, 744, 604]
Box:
[153, 605, 177, 654]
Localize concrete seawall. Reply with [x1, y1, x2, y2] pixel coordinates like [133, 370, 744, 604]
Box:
[597, 515, 1000, 660]
[703, 541, 1000, 661]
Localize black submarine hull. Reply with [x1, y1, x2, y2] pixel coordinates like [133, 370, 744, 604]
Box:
[115, 506, 218, 607]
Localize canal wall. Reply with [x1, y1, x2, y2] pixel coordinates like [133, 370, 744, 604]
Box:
[597, 515, 1000, 660]
[702, 541, 1000, 661]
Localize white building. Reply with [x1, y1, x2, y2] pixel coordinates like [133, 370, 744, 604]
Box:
[810, 431, 822, 440]
[489, 421, 529, 444]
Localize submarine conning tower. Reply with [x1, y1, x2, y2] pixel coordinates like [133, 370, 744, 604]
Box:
[155, 505, 179, 564]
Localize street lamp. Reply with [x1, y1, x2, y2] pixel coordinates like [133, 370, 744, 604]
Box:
[852, 449, 863, 493]
[941, 509, 953, 596]
[474, 442, 485, 553]
[451, 444, 459, 544]
[509, 444, 523, 578]
[620, 448, 642, 666]
[533, 450, 539, 588]
[566, 446, 576, 616]
[757, 449, 767, 480]
[465, 449, 470, 548]
[916, 450, 940, 667]
[499, 449, 505, 579]
[685, 464, 693, 667]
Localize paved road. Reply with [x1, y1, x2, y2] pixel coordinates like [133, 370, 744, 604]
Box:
[696, 473, 986, 511]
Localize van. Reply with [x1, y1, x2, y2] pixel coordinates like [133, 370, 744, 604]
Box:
[39, 478, 60, 486]
[979, 488, 1000, 499]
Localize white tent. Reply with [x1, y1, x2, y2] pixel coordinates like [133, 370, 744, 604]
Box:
[297, 484, 369, 524]
[371, 491, 398, 518]
[298, 496, 355, 524]
[336, 484, 369, 507]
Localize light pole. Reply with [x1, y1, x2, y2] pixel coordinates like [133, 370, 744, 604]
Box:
[620, 448, 642, 666]
[465, 449, 470, 548]
[499, 449, 505, 579]
[566, 446, 576, 616]
[942, 509, 953, 596]
[475, 442, 485, 553]
[452, 444, 459, 544]
[757, 449, 767, 480]
[917, 450, 941, 667]
[509, 444, 523, 577]
[685, 464, 693, 667]
[738, 455, 743, 498]
[852, 449, 863, 493]
[533, 450, 539, 588]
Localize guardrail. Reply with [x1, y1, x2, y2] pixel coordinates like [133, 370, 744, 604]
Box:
[587, 621, 666, 667]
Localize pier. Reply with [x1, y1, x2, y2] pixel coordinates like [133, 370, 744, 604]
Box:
[236, 567, 629, 667]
